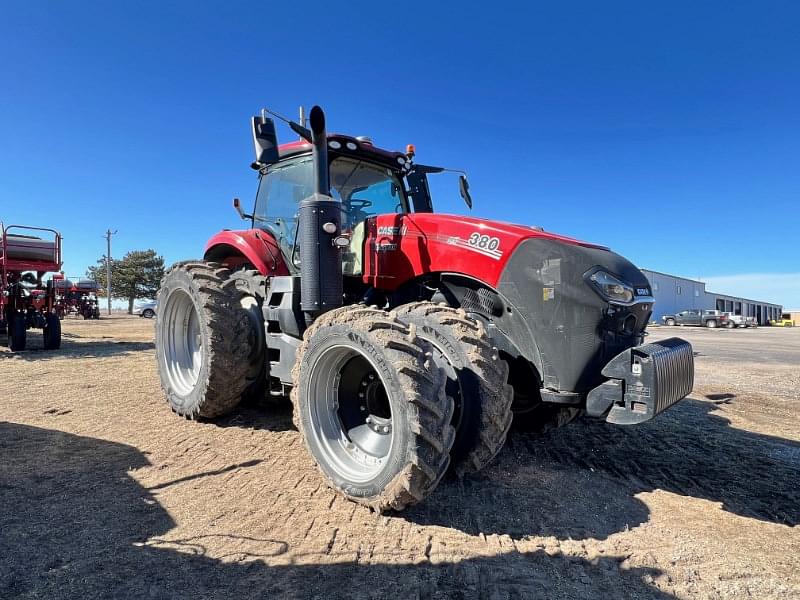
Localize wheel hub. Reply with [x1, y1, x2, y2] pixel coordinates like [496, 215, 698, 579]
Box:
[359, 373, 392, 434]
[307, 347, 396, 483]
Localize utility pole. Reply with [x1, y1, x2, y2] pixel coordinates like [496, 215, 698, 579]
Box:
[104, 229, 117, 316]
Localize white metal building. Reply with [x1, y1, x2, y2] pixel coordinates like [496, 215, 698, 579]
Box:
[641, 269, 783, 325]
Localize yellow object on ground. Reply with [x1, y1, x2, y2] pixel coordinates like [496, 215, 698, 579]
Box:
[770, 318, 795, 327]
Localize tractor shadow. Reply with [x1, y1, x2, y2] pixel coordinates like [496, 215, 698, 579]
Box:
[406, 397, 800, 538]
[214, 396, 296, 432]
[0, 422, 674, 599]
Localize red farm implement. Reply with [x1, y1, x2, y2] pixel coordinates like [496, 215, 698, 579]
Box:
[0, 223, 63, 351]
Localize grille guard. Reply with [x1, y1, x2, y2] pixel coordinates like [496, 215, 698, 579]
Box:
[586, 337, 694, 425]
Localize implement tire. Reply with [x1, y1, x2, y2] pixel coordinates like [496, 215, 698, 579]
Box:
[156, 261, 262, 419]
[394, 302, 513, 476]
[8, 314, 26, 351]
[43, 313, 61, 350]
[292, 306, 455, 512]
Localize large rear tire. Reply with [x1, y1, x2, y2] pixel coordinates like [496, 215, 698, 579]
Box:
[155, 261, 263, 419]
[292, 306, 455, 512]
[226, 269, 268, 403]
[394, 302, 513, 476]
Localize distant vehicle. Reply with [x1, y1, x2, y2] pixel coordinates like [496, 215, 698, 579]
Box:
[722, 313, 749, 328]
[134, 300, 157, 318]
[770, 313, 795, 327]
[662, 309, 729, 328]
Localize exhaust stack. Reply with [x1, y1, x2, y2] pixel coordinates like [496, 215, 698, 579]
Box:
[299, 106, 342, 322]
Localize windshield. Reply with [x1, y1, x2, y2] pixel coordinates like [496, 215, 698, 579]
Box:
[330, 158, 406, 230]
[253, 156, 407, 256]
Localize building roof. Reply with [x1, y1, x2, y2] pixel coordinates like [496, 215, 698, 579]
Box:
[704, 289, 782, 307]
[640, 269, 705, 285]
[641, 268, 782, 307]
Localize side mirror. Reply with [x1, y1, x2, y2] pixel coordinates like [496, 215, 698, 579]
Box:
[233, 198, 252, 220]
[251, 115, 279, 168]
[459, 175, 473, 210]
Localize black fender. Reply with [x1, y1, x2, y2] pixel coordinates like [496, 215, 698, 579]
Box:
[427, 273, 546, 381]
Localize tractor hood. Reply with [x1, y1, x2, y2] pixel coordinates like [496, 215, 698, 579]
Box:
[405, 213, 607, 253]
[363, 212, 608, 290]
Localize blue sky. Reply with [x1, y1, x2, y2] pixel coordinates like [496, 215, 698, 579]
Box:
[1, 2, 798, 306]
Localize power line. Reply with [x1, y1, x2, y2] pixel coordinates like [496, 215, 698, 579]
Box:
[104, 229, 117, 316]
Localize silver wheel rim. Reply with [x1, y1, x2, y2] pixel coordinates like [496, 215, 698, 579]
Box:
[307, 345, 395, 483]
[161, 289, 203, 396]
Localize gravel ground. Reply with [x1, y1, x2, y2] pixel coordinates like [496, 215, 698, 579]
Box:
[1, 316, 798, 599]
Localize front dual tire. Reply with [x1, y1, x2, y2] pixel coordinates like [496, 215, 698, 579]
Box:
[291, 306, 455, 512]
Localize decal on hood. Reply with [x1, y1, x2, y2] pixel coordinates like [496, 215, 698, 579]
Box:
[446, 232, 503, 260]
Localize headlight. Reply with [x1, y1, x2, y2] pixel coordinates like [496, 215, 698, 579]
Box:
[588, 270, 634, 304]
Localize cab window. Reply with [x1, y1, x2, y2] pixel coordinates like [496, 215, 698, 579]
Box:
[330, 157, 406, 230]
[253, 157, 313, 253]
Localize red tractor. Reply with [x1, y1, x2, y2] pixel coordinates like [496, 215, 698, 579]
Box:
[156, 106, 694, 512]
[0, 223, 63, 351]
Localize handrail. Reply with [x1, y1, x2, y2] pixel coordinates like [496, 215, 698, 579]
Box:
[1, 223, 62, 268]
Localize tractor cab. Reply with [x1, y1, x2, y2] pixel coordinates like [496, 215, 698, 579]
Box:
[242, 116, 471, 280]
[250, 138, 412, 277]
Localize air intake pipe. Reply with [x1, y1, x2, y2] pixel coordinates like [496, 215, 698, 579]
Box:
[299, 105, 343, 322]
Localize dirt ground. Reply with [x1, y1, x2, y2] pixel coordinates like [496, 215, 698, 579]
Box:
[1, 316, 798, 599]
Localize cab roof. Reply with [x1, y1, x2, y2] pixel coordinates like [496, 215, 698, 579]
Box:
[277, 134, 409, 171]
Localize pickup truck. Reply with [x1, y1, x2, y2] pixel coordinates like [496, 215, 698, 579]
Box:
[722, 312, 749, 328]
[662, 309, 729, 328]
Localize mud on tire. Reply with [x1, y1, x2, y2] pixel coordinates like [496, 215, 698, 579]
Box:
[394, 302, 513, 476]
[155, 261, 262, 419]
[291, 306, 455, 512]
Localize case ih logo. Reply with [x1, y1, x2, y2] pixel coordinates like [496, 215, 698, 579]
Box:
[377, 226, 407, 236]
